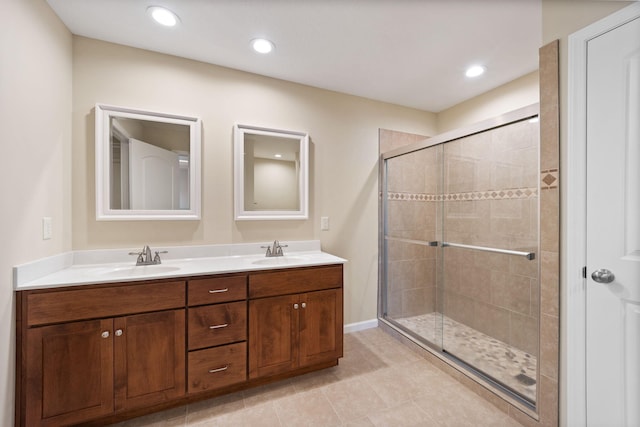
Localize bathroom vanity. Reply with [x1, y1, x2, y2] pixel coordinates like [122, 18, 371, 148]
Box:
[14, 243, 344, 426]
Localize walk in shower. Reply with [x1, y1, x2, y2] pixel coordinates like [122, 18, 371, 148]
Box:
[379, 105, 540, 408]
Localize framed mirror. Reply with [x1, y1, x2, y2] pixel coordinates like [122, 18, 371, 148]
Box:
[95, 104, 201, 220]
[234, 124, 309, 220]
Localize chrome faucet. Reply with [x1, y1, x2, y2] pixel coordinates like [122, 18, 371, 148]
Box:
[261, 240, 288, 257]
[129, 245, 168, 266]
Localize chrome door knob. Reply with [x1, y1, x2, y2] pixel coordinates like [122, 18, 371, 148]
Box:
[591, 269, 615, 284]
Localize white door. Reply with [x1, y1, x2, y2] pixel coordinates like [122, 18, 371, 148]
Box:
[129, 138, 180, 210]
[586, 14, 640, 427]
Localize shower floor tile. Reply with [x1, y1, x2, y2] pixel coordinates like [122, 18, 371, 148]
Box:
[395, 313, 537, 402]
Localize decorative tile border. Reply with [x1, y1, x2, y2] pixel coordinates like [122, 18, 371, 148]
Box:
[541, 169, 558, 190]
[387, 192, 437, 201]
[387, 187, 538, 202]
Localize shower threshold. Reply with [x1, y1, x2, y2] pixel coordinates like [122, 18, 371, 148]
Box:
[393, 313, 537, 403]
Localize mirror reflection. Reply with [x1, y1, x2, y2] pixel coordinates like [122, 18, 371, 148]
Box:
[95, 104, 201, 220]
[234, 125, 309, 220]
[243, 134, 300, 211]
[110, 118, 190, 210]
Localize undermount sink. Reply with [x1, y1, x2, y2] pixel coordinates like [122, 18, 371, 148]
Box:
[252, 256, 306, 266]
[98, 265, 181, 277]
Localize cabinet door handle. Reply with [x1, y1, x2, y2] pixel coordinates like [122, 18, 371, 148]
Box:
[301, 302, 306, 308]
[208, 365, 229, 374]
[115, 329, 123, 337]
[101, 331, 110, 338]
[293, 303, 299, 310]
[209, 323, 228, 330]
[208, 288, 229, 294]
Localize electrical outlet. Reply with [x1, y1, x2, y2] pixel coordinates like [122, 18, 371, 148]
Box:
[42, 217, 52, 240]
[321, 216, 330, 231]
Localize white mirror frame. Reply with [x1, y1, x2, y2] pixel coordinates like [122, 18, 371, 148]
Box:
[95, 104, 202, 220]
[234, 124, 309, 220]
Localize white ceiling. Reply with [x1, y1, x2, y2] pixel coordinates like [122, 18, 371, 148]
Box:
[46, 0, 542, 112]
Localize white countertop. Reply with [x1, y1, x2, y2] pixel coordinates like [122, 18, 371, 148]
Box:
[14, 240, 346, 291]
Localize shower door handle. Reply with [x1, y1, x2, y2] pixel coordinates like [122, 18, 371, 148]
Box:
[591, 268, 615, 284]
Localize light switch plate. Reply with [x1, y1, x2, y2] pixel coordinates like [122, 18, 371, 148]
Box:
[42, 217, 52, 240]
[321, 216, 330, 231]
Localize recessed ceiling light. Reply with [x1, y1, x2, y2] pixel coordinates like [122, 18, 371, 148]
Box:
[251, 38, 275, 54]
[465, 65, 486, 78]
[147, 6, 179, 27]
[274, 154, 282, 158]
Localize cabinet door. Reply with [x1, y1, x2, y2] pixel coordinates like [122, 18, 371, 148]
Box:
[299, 289, 343, 368]
[25, 319, 114, 426]
[114, 309, 185, 411]
[249, 295, 299, 379]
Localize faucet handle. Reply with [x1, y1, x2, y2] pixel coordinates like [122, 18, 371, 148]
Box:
[260, 245, 273, 257]
[128, 251, 144, 264]
[153, 250, 168, 264]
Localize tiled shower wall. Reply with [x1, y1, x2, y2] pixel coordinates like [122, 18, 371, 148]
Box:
[440, 118, 540, 356]
[382, 117, 540, 356]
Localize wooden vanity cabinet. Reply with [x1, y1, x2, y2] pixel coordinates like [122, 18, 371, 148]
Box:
[16, 263, 343, 426]
[17, 280, 186, 427]
[248, 265, 343, 379]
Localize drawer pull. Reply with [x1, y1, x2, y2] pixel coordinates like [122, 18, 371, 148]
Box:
[208, 288, 229, 294]
[208, 365, 229, 374]
[209, 323, 229, 330]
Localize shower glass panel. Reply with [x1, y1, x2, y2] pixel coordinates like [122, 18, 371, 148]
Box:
[380, 108, 540, 408]
[382, 144, 443, 349]
[440, 118, 539, 404]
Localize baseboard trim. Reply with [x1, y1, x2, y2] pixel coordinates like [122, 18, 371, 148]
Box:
[344, 318, 378, 333]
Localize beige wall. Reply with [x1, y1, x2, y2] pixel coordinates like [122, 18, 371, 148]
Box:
[0, 1, 72, 425]
[437, 71, 540, 133]
[72, 37, 438, 328]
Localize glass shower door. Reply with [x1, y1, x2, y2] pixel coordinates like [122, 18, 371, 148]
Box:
[440, 118, 540, 404]
[380, 109, 540, 407]
[382, 144, 443, 350]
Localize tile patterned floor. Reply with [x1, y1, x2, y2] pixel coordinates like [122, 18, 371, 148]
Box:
[394, 313, 537, 402]
[112, 328, 523, 427]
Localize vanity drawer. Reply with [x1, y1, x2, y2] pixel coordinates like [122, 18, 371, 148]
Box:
[188, 274, 247, 306]
[249, 265, 343, 299]
[26, 281, 186, 326]
[188, 342, 247, 394]
[188, 301, 247, 350]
